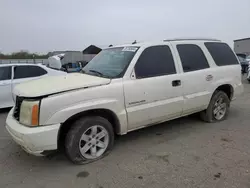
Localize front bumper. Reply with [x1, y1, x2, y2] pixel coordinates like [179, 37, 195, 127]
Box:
[6, 109, 60, 156]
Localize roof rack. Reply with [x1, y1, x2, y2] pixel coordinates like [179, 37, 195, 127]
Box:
[163, 38, 220, 42]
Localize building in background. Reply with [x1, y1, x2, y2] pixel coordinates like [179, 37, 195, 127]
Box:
[82, 45, 102, 62]
[48, 45, 102, 72]
[0, 45, 102, 67]
[234, 38, 250, 55]
[48, 51, 84, 65]
[48, 45, 102, 66]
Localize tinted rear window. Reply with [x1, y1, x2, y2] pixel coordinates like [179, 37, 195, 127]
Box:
[177, 44, 209, 72]
[205, 42, 239, 66]
[14, 66, 47, 79]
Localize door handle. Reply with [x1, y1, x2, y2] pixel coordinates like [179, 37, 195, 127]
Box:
[172, 80, 181, 87]
[206, 75, 213, 81]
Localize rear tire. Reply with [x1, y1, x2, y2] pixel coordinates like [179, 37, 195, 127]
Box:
[65, 116, 114, 164]
[200, 91, 230, 123]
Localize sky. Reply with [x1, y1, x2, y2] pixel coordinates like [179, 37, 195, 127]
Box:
[0, 0, 250, 54]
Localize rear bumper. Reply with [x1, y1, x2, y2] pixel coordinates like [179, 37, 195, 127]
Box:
[6, 108, 60, 156]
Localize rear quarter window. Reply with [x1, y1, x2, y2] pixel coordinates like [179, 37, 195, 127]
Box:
[205, 42, 239, 66]
[177, 44, 209, 72]
[14, 65, 47, 79]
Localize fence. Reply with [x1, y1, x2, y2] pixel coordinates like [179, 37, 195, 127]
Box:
[0, 59, 49, 65]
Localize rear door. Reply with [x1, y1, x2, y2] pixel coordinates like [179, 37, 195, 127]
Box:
[173, 43, 213, 115]
[0, 66, 14, 108]
[12, 65, 48, 89]
[204, 42, 242, 99]
[123, 44, 184, 130]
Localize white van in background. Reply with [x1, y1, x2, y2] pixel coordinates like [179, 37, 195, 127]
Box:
[48, 53, 65, 70]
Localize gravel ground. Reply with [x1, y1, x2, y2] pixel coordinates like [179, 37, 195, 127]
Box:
[0, 79, 250, 188]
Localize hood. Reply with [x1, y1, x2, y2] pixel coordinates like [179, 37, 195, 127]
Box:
[14, 73, 111, 97]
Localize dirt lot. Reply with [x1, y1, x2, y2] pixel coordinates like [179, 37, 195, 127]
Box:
[1, 79, 250, 188]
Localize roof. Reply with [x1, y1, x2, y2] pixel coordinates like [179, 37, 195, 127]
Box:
[109, 38, 222, 49]
[234, 38, 250, 42]
[163, 37, 220, 42]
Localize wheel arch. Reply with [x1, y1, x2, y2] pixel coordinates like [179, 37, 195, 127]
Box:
[214, 84, 234, 100]
[57, 108, 121, 150]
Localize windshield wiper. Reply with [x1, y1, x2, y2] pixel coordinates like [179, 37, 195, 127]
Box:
[89, 69, 104, 77]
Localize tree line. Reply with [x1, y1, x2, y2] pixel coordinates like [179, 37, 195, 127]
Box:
[0, 51, 49, 59]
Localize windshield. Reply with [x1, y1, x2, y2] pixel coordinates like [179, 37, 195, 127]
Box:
[82, 47, 139, 78]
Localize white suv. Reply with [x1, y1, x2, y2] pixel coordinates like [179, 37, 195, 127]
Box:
[6, 39, 243, 164]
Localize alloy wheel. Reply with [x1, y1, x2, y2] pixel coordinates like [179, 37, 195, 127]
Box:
[79, 125, 109, 159]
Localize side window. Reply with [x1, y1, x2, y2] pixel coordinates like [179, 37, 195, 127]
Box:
[205, 42, 239, 66]
[0, 67, 11, 81]
[177, 44, 210, 72]
[135, 45, 176, 78]
[14, 66, 47, 79]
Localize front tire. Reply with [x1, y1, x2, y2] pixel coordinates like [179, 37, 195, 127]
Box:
[200, 91, 230, 123]
[65, 116, 114, 164]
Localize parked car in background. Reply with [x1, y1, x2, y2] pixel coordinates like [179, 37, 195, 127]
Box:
[244, 55, 250, 82]
[246, 55, 250, 62]
[0, 64, 66, 109]
[236, 54, 249, 74]
[247, 55, 250, 82]
[6, 39, 243, 164]
[62, 61, 88, 73]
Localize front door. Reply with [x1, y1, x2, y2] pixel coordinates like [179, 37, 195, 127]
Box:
[0, 66, 14, 108]
[124, 45, 183, 131]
